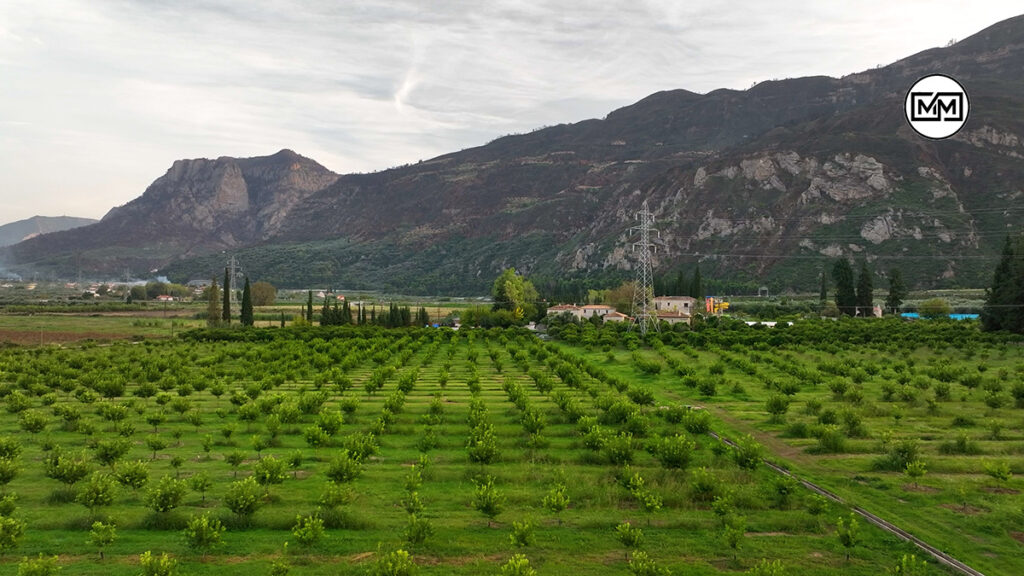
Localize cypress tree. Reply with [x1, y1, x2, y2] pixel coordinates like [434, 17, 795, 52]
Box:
[884, 268, 907, 315]
[855, 261, 873, 317]
[305, 291, 313, 323]
[240, 277, 254, 326]
[819, 269, 828, 304]
[321, 296, 331, 326]
[341, 300, 351, 325]
[222, 268, 231, 324]
[689, 264, 704, 300]
[206, 279, 221, 328]
[370, 307, 376, 325]
[983, 234, 1024, 333]
[832, 259, 856, 317]
[675, 269, 686, 296]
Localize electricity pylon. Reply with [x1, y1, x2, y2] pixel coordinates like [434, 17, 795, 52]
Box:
[629, 199, 659, 335]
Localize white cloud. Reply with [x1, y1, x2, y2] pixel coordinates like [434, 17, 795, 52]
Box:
[0, 0, 1020, 222]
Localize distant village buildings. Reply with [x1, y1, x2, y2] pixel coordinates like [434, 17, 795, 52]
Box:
[546, 294, 701, 325]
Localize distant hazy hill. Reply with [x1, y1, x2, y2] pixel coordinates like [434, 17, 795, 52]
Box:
[5, 14, 1024, 294]
[0, 216, 97, 247]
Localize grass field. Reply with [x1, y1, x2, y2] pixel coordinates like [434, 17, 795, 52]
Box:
[0, 325, 955, 575]
[554, 318, 1024, 576]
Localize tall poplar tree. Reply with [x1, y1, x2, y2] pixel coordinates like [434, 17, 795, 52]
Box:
[819, 269, 828, 304]
[855, 261, 873, 317]
[832, 259, 856, 317]
[305, 291, 313, 323]
[222, 268, 231, 325]
[206, 279, 221, 327]
[240, 277, 254, 327]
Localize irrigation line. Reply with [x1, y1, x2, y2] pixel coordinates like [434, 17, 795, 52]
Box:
[707, 431, 986, 576]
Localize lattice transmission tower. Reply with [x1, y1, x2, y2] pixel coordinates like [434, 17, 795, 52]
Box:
[629, 199, 660, 335]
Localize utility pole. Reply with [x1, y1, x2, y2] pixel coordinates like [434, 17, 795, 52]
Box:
[629, 199, 660, 335]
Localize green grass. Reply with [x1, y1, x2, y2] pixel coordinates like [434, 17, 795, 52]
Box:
[556, 323, 1024, 576]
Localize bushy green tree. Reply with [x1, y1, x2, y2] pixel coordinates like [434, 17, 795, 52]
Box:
[88, 521, 116, 559]
[224, 476, 263, 521]
[919, 298, 951, 319]
[492, 268, 540, 322]
[145, 475, 187, 514]
[183, 513, 224, 557]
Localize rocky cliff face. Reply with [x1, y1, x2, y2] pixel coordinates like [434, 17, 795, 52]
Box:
[5, 150, 337, 273]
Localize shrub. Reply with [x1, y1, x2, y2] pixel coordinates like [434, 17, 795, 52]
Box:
[765, 394, 790, 422]
[814, 425, 847, 454]
[183, 513, 225, 556]
[292, 514, 325, 547]
[326, 451, 363, 483]
[369, 548, 416, 576]
[508, 519, 534, 548]
[628, 550, 667, 576]
[145, 475, 187, 514]
[17, 554, 59, 576]
[615, 521, 644, 549]
[224, 476, 263, 520]
[500, 554, 537, 576]
[0, 514, 25, 554]
[604, 433, 635, 465]
[653, 434, 694, 470]
[88, 521, 116, 559]
[76, 472, 117, 514]
[874, 439, 920, 472]
[138, 551, 176, 576]
[472, 476, 503, 525]
[731, 435, 762, 471]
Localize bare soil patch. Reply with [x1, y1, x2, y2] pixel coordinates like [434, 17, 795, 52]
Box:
[0, 329, 137, 345]
[902, 483, 940, 493]
[940, 503, 986, 515]
[1011, 532, 1024, 545]
[981, 486, 1020, 495]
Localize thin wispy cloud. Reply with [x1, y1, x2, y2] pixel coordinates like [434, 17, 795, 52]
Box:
[0, 1, 1019, 222]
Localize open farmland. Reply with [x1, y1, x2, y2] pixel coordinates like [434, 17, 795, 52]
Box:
[0, 325, 955, 575]
[554, 317, 1024, 576]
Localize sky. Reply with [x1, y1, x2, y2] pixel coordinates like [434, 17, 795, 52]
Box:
[1, 1, 1021, 223]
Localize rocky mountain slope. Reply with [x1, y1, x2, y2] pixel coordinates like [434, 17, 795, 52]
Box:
[5, 150, 337, 276]
[0, 216, 97, 248]
[4, 15, 1024, 293]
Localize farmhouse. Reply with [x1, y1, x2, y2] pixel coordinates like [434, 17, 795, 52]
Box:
[578, 304, 615, 319]
[653, 295, 696, 325]
[604, 311, 630, 322]
[546, 304, 581, 319]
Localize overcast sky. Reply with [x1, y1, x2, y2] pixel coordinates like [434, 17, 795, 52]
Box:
[1, 1, 1020, 223]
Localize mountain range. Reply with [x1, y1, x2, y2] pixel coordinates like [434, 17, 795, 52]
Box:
[0, 216, 97, 248]
[4, 14, 1024, 295]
